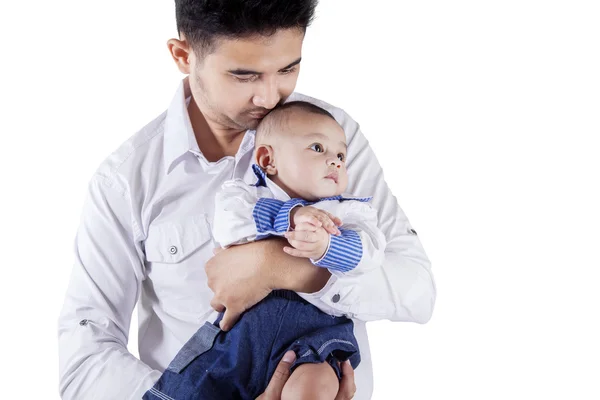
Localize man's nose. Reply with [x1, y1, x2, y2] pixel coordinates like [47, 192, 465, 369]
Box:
[252, 77, 280, 109]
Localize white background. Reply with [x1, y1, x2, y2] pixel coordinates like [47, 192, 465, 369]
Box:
[1, 0, 599, 399]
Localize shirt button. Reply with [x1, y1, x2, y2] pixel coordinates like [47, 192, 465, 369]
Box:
[79, 319, 88, 326]
[169, 246, 178, 255]
[332, 294, 341, 303]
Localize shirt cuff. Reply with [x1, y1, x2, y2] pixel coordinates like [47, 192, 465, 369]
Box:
[274, 198, 307, 233]
[298, 274, 355, 317]
[312, 229, 363, 273]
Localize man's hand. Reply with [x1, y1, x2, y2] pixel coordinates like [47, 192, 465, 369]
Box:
[256, 351, 296, 399]
[206, 238, 332, 331]
[335, 360, 357, 400]
[283, 223, 329, 260]
[256, 353, 357, 400]
[206, 243, 273, 331]
[290, 206, 342, 235]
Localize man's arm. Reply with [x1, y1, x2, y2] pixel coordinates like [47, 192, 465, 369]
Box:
[206, 237, 334, 329]
[297, 109, 436, 323]
[58, 175, 160, 399]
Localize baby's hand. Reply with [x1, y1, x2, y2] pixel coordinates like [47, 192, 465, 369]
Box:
[290, 206, 342, 236]
[283, 223, 330, 260]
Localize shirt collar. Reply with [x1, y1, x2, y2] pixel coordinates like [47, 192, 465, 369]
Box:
[163, 78, 258, 174]
[251, 164, 372, 203]
[163, 77, 200, 173]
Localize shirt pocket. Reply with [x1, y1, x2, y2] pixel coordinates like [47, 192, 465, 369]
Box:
[145, 214, 213, 264]
[144, 214, 215, 321]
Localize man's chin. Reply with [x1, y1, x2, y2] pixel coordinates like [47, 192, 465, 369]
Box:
[235, 116, 260, 131]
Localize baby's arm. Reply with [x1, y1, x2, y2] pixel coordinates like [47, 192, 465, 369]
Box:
[212, 179, 275, 247]
[213, 180, 334, 247]
[287, 200, 386, 277]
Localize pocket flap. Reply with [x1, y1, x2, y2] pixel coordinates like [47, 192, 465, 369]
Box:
[145, 214, 212, 263]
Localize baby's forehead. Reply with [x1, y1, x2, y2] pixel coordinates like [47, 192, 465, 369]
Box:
[282, 111, 345, 140]
[256, 104, 346, 146]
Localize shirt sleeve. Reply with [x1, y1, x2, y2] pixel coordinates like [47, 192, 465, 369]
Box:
[299, 109, 437, 324]
[212, 179, 273, 247]
[213, 180, 307, 247]
[58, 174, 161, 400]
[254, 197, 307, 235]
[311, 200, 387, 277]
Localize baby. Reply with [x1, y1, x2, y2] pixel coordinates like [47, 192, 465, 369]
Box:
[144, 101, 386, 400]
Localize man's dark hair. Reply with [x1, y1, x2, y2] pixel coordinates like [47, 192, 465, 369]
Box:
[175, 0, 318, 53]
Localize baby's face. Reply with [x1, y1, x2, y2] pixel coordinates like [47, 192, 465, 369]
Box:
[274, 113, 348, 201]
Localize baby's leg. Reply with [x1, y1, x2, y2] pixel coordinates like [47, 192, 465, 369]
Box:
[281, 362, 339, 400]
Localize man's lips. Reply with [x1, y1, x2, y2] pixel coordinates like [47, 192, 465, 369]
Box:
[248, 111, 268, 119]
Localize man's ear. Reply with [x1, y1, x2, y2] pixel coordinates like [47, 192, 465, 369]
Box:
[255, 145, 277, 175]
[167, 37, 191, 74]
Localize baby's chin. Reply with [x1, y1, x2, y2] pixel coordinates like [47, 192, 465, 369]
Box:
[309, 185, 345, 199]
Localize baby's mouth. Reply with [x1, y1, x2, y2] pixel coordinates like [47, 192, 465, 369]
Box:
[325, 172, 339, 184]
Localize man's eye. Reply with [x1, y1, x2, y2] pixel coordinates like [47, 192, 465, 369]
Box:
[337, 153, 345, 161]
[280, 66, 297, 75]
[234, 75, 258, 83]
[310, 143, 324, 153]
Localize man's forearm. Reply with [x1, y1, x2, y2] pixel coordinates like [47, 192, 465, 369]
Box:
[263, 237, 331, 293]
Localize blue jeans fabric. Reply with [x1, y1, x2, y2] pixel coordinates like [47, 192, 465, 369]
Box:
[143, 290, 360, 400]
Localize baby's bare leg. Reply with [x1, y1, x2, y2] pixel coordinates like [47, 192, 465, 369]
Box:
[281, 362, 339, 400]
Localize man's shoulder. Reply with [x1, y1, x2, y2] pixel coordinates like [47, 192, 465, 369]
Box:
[93, 110, 168, 190]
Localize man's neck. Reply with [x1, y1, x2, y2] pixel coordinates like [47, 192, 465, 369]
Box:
[188, 98, 246, 162]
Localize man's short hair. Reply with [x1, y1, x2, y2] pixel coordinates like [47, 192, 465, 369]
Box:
[175, 0, 318, 54]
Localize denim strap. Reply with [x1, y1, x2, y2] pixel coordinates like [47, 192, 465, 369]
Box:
[166, 321, 221, 373]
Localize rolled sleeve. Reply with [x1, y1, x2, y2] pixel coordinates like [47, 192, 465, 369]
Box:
[58, 175, 161, 400]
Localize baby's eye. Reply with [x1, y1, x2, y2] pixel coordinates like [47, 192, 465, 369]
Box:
[310, 143, 324, 153]
[337, 153, 345, 162]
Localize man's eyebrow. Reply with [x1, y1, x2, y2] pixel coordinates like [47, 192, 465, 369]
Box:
[228, 57, 302, 76]
[228, 67, 261, 75]
[280, 57, 302, 71]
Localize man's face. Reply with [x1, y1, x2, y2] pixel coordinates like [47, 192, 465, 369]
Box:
[189, 28, 304, 131]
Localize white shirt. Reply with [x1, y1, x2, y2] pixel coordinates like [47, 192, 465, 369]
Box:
[58, 78, 436, 400]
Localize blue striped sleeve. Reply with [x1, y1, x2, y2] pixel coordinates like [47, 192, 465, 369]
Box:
[253, 198, 284, 235]
[253, 198, 307, 235]
[273, 198, 306, 233]
[312, 228, 363, 273]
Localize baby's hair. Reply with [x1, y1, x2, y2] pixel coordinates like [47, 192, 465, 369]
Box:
[256, 101, 336, 143]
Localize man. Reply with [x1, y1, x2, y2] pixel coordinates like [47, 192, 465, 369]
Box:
[58, 1, 436, 399]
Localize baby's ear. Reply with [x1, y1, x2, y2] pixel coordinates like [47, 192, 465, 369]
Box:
[255, 145, 277, 175]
